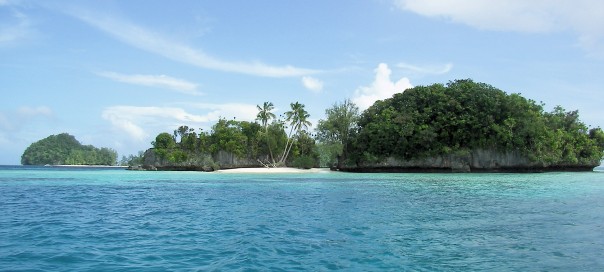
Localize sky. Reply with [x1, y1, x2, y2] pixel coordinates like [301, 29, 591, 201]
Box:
[1, 0, 604, 165]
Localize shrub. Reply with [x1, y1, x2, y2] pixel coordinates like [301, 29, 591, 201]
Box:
[292, 155, 316, 169]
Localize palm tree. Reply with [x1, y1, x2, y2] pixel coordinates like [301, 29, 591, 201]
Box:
[256, 102, 276, 164]
[280, 102, 311, 164]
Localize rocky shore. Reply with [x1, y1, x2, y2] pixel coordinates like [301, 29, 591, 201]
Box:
[337, 149, 600, 173]
[129, 148, 599, 173]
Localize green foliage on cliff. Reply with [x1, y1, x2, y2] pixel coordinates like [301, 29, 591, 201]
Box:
[315, 99, 360, 167]
[21, 133, 117, 165]
[119, 151, 144, 166]
[140, 82, 603, 171]
[148, 110, 318, 169]
[347, 79, 604, 166]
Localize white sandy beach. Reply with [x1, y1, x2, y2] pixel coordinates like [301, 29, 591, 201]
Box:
[51, 165, 128, 168]
[215, 167, 331, 174]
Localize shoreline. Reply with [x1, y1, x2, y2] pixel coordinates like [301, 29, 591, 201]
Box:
[215, 167, 331, 174]
[50, 165, 128, 168]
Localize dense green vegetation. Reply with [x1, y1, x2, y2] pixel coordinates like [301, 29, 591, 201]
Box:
[147, 102, 319, 169]
[315, 99, 360, 167]
[118, 151, 144, 166]
[345, 79, 604, 167]
[136, 79, 603, 170]
[28, 82, 601, 170]
[21, 133, 118, 165]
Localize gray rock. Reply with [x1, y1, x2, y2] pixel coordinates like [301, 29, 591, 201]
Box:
[340, 149, 596, 172]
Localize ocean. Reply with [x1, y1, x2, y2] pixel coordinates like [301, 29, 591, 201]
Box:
[1, 165, 603, 271]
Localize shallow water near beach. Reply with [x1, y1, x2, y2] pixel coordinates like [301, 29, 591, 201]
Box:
[1, 166, 604, 271]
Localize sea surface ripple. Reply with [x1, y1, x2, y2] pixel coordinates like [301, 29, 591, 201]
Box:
[1, 166, 604, 271]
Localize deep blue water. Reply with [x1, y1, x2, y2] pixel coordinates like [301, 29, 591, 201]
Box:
[1, 166, 604, 271]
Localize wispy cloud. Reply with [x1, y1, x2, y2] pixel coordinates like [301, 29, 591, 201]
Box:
[397, 62, 453, 75]
[352, 63, 413, 110]
[0, 105, 55, 164]
[0, 11, 33, 45]
[102, 106, 205, 141]
[395, 0, 604, 57]
[396, 0, 556, 32]
[187, 103, 259, 122]
[0, 106, 53, 132]
[98, 72, 202, 96]
[69, 10, 320, 77]
[102, 103, 258, 141]
[301, 76, 324, 93]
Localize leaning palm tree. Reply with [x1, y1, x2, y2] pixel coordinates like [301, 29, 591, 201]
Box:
[256, 102, 276, 164]
[280, 102, 311, 164]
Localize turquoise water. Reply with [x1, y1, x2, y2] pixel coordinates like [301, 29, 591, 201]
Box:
[1, 166, 604, 271]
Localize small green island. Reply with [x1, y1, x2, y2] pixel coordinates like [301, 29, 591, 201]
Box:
[341, 80, 604, 172]
[21, 133, 118, 166]
[22, 80, 604, 172]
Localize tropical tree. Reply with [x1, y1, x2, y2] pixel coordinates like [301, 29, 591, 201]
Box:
[316, 99, 360, 166]
[119, 150, 144, 166]
[153, 132, 176, 149]
[280, 102, 311, 164]
[152, 132, 177, 160]
[256, 101, 277, 164]
[174, 125, 189, 142]
[290, 131, 319, 169]
[209, 118, 248, 157]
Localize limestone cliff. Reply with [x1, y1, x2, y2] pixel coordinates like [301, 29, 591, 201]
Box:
[130, 149, 264, 171]
[338, 149, 598, 173]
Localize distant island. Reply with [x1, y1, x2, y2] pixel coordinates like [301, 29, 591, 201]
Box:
[25, 80, 601, 172]
[130, 101, 318, 171]
[128, 79, 603, 172]
[21, 133, 117, 166]
[339, 80, 604, 172]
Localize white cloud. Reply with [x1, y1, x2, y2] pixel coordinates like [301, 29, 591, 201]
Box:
[0, 11, 32, 45]
[188, 103, 259, 122]
[0, 106, 53, 132]
[352, 63, 413, 110]
[99, 72, 202, 96]
[301, 76, 324, 93]
[102, 106, 207, 141]
[397, 62, 453, 75]
[101, 103, 258, 141]
[6, 106, 54, 136]
[395, 0, 604, 57]
[396, 0, 556, 32]
[69, 11, 320, 77]
[102, 112, 147, 142]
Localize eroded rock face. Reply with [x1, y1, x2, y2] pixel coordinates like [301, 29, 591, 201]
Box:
[211, 150, 262, 169]
[134, 149, 265, 171]
[339, 149, 597, 173]
[142, 149, 160, 167]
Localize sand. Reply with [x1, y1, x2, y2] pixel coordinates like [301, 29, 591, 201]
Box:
[51, 165, 128, 168]
[215, 167, 331, 174]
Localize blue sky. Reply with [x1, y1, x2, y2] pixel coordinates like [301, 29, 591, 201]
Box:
[1, 0, 604, 165]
